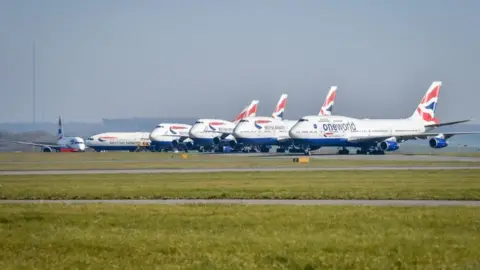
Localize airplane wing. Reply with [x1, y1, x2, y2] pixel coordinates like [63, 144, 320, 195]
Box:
[347, 131, 480, 144]
[220, 133, 231, 140]
[277, 137, 293, 145]
[11, 141, 62, 150]
[178, 136, 190, 142]
[424, 119, 472, 129]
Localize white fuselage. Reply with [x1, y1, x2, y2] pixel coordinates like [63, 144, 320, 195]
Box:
[149, 123, 193, 150]
[289, 115, 428, 147]
[57, 137, 86, 151]
[86, 132, 150, 151]
[188, 119, 236, 146]
[232, 116, 298, 145]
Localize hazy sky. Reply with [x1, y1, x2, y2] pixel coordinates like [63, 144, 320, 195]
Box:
[1, 0, 479, 123]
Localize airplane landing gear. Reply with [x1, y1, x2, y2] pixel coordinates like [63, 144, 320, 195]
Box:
[260, 146, 270, 153]
[337, 148, 349, 155]
[357, 148, 368, 155]
[370, 149, 385, 155]
[356, 147, 385, 155]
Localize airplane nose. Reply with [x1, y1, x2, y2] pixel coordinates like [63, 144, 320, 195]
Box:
[79, 143, 86, 151]
[149, 129, 160, 140]
[232, 124, 244, 138]
[288, 124, 300, 139]
[189, 124, 203, 138]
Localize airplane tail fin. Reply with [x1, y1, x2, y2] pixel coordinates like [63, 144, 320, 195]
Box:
[246, 100, 259, 118]
[318, 86, 337, 116]
[272, 94, 288, 119]
[233, 100, 259, 122]
[57, 116, 64, 140]
[409, 81, 441, 125]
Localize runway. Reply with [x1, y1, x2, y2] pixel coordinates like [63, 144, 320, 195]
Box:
[265, 154, 480, 162]
[2, 153, 479, 164]
[1, 199, 479, 206]
[1, 165, 480, 175]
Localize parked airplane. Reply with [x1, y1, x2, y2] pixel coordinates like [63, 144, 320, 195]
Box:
[232, 87, 338, 153]
[188, 100, 259, 152]
[224, 94, 290, 153]
[149, 123, 193, 152]
[289, 81, 479, 155]
[85, 132, 150, 152]
[12, 116, 86, 152]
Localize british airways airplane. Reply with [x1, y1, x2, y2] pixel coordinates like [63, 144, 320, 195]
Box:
[85, 132, 150, 152]
[289, 81, 479, 155]
[149, 123, 193, 152]
[232, 87, 338, 153]
[12, 116, 86, 152]
[229, 93, 291, 153]
[188, 100, 259, 152]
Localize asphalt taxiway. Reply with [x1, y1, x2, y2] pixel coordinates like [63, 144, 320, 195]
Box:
[242, 153, 480, 162]
[1, 199, 479, 206]
[2, 153, 480, 164]
[1, 165, 480, 175]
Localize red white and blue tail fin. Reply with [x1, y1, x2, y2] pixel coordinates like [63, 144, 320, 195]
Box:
[272, 94, 288, 119]
[57, 116, 64, 140]
[410, 81, 441, 125]
[246, 100, 259, 118]
[318, 86, 337, 116]
[233, 100, 259, 122]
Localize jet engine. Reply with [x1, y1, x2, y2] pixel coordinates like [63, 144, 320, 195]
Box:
[213, 136, 235, 147]
[171, 140, 180, 148]
[429, 138, 448, 148]
[229, 140, 237, 148]
[185, 141, 195, 150]
[379, 141, 399, 151]
[212, 136, 221, 145]
[41, 147, 53, 152]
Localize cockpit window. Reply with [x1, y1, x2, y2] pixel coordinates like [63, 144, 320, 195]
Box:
[298, 119, 309, 122]
[156, 125, 165, 128]
[239, 119, 249, 123]
[87, 137, 93, 140]
[195, 121, 203, 124]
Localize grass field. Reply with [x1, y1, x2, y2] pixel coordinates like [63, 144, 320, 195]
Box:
[1, 152, 479, 170]
[0, 204, 479, 269]
[0, 152, 207, 162]
[2, 160, 480, 171]
[2, 170, 479, 200]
